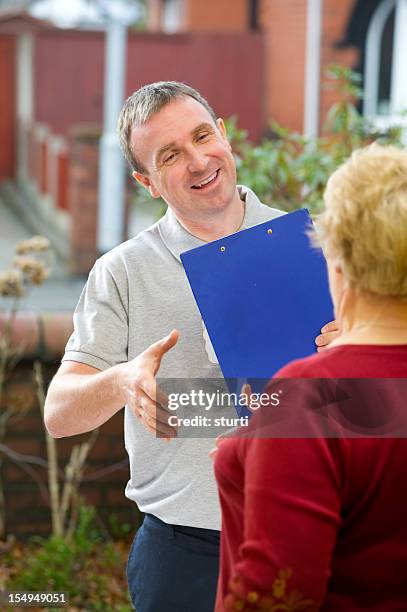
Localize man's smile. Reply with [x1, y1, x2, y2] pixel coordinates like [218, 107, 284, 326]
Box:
[191, 169, 220, 190]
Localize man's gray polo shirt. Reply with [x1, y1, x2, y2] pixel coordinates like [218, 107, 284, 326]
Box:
[63, 186, 284, 530]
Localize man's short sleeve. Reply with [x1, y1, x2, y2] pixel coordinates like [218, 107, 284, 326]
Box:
[62, 259, 128, 371]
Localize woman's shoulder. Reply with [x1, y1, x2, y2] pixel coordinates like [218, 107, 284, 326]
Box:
[274, 348, 342, 378]
[275, 344, 407, 378]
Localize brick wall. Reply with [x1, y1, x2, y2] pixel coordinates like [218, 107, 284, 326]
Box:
[320, 0, 359, 128]
[185, 0, 248, 32]
[259, 0, 359, 133]
[260, 0, 307, 133]
[67, 129, 100, 275]
[147, 0, 249, 32]
[2, 362, 138, 538]
[146, 0, 360, 134]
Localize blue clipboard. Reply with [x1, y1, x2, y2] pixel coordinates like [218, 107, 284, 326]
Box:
[181, 208, 334, 416]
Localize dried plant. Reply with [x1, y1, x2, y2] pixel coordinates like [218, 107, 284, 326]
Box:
[1, 237, 111, 541]
[14, 235, 50, 254]
[13, 256, 49, 286]
[34, 362, 99, 540]
[0, 270, 25, 299]
[0, 236, 51, 539]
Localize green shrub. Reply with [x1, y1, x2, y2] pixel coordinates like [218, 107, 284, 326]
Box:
[108, 512, 132, 540]
[4, 506, 133, 611]
[226, 65, 404, 215]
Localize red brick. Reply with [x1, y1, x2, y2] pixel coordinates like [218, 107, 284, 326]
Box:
[105, 485, 127, 506]
[108, 438, 127, 461]
[7, 515, 50, 536]
[8, 413, 41, 433]
[78, 486, 103, 507]
[81, 436, 111, 462]
[85, 461, 128, 484]
[4, 463, 26, 481]
[102, 412, 125, 436]
[6, 487, 39, 509]
[186, 0, 247, 32]
[68, 138, 99, 274]
[5, 436, 44, 456]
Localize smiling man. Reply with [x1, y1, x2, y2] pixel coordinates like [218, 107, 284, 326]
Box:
[128, 93, 244, 241]
[44, 82, 338, 612]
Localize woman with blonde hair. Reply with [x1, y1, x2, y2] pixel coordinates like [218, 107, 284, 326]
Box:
[214, 144, 407, 611]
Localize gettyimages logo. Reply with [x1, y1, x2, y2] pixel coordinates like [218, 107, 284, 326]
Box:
[156, 378, 282, 437]
[167, 388, 281, 411]
[164, 386, 281, 433]
[156, 378, 407, 439]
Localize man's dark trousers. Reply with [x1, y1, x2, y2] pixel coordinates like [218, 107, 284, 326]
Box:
[127, 513, 220, 611]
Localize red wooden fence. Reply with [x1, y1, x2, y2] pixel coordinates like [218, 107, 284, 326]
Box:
[0, 35, 16, 180]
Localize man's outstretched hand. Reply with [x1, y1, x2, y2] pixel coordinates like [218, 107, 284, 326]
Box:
[119, 329, 179, 440]
[315, 320, 340, 352]
[119, 320, 339, 440]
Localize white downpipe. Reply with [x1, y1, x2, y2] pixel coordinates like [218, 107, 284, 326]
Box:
[16, 33, 34, 181]
[303, 0, 322, 140]
[97, 19, 127, 254]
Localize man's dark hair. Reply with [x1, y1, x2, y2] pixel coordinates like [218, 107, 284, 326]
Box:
[117, 81, 218, 174]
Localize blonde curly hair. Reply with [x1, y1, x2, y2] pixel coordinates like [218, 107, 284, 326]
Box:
[313, 144, 407, 298]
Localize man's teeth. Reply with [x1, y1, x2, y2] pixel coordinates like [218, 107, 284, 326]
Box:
[194, 171, 218, 188]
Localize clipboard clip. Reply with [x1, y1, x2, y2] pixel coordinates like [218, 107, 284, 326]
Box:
[220, 228, 272, 253]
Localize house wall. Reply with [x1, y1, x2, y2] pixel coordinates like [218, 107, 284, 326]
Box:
[185, 0, 248, 32]
[259, 0, 308, 133]
[319, 0, 359, 126]
[146, 0, 360, 134]
[259, 0, 359, 133]
[148, 0, 249, 32]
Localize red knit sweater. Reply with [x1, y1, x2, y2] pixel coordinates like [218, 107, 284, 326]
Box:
[215, 345, 407, 611]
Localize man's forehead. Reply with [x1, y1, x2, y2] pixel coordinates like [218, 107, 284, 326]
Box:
[130, 96, 217, 166]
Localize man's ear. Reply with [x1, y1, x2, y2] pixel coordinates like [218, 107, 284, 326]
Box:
[216, 118, 227, 137]
[132, 171, 161, 198]
[216, 118, 232, 150]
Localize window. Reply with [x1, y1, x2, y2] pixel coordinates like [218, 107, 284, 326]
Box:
[364, 0, 407, 120]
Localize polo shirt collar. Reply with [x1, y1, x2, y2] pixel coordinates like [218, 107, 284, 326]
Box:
[158, 185, 263, 262]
